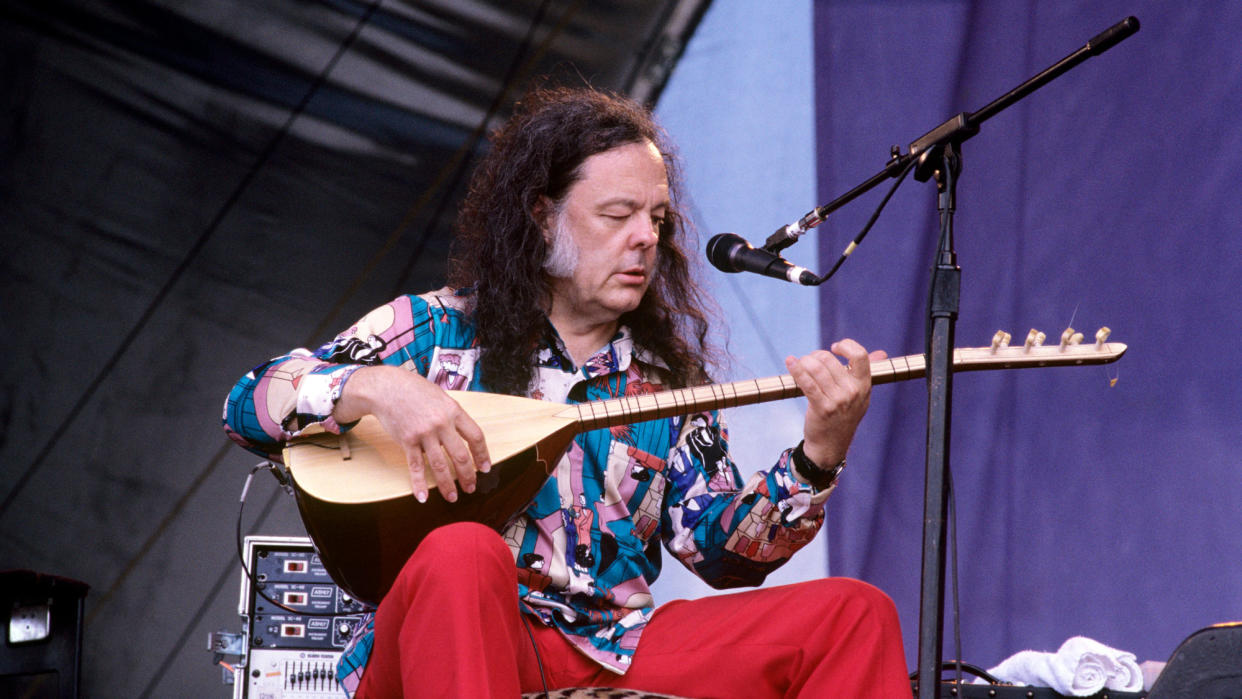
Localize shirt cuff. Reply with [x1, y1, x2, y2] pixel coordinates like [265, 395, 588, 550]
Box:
[783, 447, 838, 503]
[294, 364, 363, 435]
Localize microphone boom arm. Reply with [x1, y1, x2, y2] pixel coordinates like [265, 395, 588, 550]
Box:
[762, 15, 1140, 255]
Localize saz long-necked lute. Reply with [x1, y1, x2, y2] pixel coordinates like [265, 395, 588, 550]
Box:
[283, 327, 1125, 604]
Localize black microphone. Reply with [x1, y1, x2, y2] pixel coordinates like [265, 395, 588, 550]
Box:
[706, 233, 817, 285]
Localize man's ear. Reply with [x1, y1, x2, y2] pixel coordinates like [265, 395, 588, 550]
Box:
[532, 196, 554, 243]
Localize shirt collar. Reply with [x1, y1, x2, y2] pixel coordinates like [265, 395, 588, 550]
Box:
[537, 323, 645, 377]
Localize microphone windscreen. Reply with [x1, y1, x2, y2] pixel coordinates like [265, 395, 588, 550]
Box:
[706, 233, 745, 273]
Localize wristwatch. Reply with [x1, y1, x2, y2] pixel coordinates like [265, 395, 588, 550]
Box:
[791, 440, 845, 490]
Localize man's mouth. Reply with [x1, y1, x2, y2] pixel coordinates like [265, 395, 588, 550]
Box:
[615, 266, 648, 284]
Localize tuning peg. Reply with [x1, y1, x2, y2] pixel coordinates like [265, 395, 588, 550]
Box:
[1095, 327, 1112, 349]
[1060, 327, 1084, 349]
[990, 330, 1012, 352]
[1024, 329, 1046, 350]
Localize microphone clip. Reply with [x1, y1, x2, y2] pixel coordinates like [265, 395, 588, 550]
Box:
[763, 208, 827, 253]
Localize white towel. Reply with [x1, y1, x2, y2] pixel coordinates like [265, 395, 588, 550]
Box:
[979, 636, 1144, 696]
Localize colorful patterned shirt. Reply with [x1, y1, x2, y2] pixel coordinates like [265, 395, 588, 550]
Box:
[222, 288, 836, 697]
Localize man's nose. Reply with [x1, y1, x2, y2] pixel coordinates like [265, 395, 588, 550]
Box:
[631, 217, 659, 248]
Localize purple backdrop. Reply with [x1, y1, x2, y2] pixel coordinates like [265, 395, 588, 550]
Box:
[816, 1, 1242, 670]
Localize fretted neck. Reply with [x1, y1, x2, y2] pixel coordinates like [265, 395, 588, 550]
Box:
[566, 336, 1127, 432]
[572, 353, 929, 431]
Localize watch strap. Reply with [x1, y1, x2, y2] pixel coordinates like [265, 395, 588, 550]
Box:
[791, 440, 845, 490]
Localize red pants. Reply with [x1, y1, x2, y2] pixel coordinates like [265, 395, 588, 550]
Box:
[357, 522, 911, 698]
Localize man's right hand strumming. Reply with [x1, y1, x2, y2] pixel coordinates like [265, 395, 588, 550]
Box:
[333, 365, 490, 503]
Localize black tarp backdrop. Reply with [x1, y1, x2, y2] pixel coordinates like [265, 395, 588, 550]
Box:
[816, 0, 1242, 673]
[6, 0, 1241, 695]
[0, 0, 708, 695]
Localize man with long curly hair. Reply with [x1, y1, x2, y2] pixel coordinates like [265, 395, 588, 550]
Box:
[223, 87, 911, 697]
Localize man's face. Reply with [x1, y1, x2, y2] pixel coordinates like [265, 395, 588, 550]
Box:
[544, 140, 669, 327]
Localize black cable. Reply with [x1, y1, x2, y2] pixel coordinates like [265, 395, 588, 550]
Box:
[910, 464, 965, 691]
[234, 462, 357, 618]
[135, 463, 287, 699]
[948, 462, 963, 688]
[0, 0, 385, 521]
[520, 612, 551, 698]
[812, 153, 919, 285]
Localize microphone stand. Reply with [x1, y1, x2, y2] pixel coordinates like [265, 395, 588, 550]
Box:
[918, 140, 960, 699]
[765, 18, 1139, 699]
